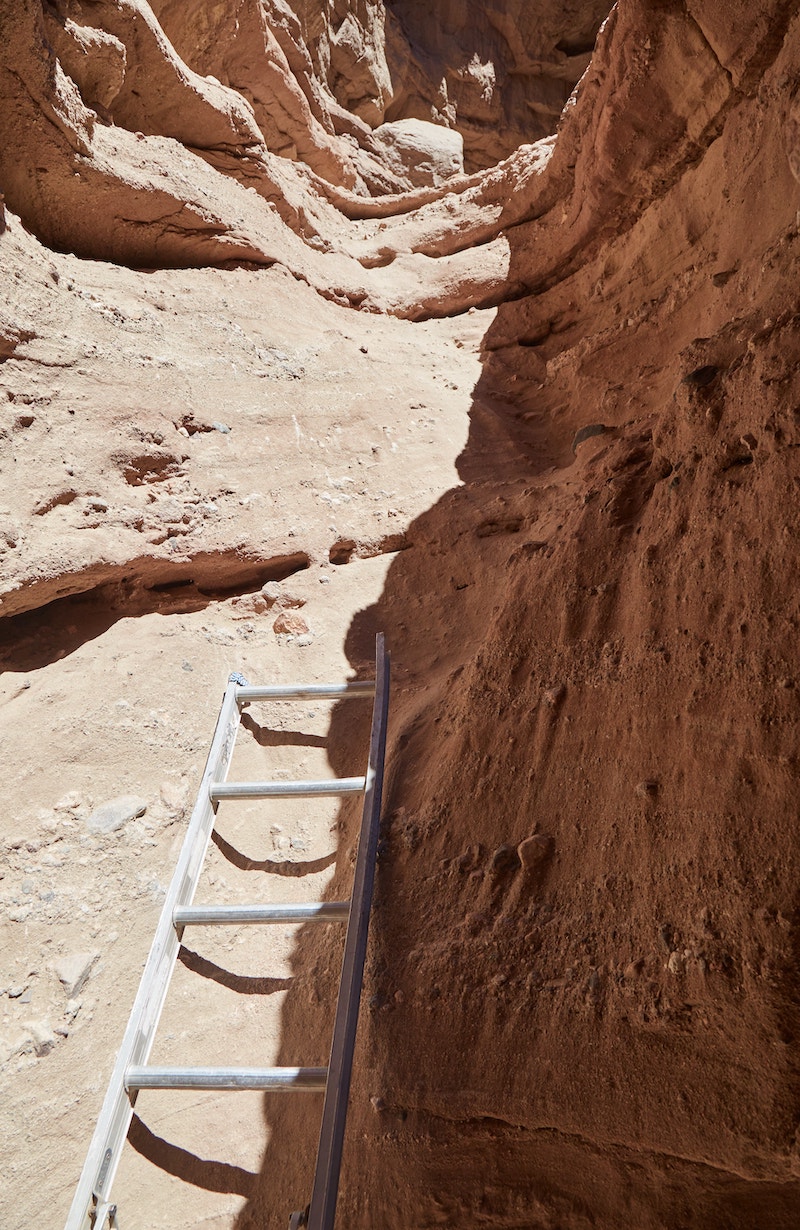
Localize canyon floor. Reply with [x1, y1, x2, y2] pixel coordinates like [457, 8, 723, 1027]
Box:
[0, 217, 493, 1229]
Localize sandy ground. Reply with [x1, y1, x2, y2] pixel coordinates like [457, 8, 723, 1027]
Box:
[0, 223, 491, 1229]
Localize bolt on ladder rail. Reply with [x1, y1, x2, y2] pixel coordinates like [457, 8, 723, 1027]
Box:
[65, 634, 390, 1230]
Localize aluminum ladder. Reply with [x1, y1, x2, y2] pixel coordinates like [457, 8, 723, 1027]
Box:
[65, 634, 390, 1230]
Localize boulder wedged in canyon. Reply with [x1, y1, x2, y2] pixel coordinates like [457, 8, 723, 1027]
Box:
[3, 2, 800, 1229]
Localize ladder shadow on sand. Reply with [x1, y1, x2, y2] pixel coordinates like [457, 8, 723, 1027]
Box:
[127, 1114, 257, 1198]
[177, 946, 294, 996]
[210, 829, 338, 877]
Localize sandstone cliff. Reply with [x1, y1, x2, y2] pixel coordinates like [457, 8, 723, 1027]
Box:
[2, 3, 800, 1229]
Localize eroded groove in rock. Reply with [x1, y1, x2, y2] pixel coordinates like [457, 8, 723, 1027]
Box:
[328, 533, 408, 565]
[0, 549, 311, 628]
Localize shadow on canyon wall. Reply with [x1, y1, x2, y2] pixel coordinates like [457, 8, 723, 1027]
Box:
[193, 309, 800, 1229]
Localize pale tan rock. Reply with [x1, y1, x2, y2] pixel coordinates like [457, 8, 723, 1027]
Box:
[273, 610, 309, 636]
[158, 779, 189, 813]
[0, 1029, 34, 1065]
[372, 118, 464, 188]
[517, 834, 554, 869]
[25, 1019, 57, 1057]
[86, 796, 147, 834]
[53, 952, 99, 998]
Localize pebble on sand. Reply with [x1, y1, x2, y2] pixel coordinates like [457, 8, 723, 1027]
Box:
[667, 950, 684, 975]
[86, 795, 147, 834]
[26, 1019, 57, 1057]
[273, 611, 310, 636]
[491, 844, 521, 874]
[53, 951, 99, 998]
[635, 779, 659, 798]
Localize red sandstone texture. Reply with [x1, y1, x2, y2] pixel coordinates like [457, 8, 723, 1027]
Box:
[3, 2, 800, 1229]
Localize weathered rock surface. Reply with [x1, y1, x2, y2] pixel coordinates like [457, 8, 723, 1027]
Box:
[372, 118, 464, 187]
[386, 0, 610, 169]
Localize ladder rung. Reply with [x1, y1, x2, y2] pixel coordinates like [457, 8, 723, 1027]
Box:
[125, 1066, 327, 1092]
[210, 777, 365, 801]
[174, 902, 350, 927]
[236, 681, 375, 703]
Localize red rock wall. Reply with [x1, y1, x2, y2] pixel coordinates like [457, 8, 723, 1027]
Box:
[231, 3, 800, 1225]
[334, 2, 800, 1223]
[0, 1, 610, 267]
[386, 0, 609, 169]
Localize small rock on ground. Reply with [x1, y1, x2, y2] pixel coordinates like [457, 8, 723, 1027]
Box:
[273, 611, 309, 636]
[53, 951, 99, 998]
[86, 795, 147, 834]
[26, 1019, 57, 1057]
[491, 844, 521, 874]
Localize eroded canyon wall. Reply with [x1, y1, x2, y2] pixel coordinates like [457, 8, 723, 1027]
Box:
[386, 0, 607, 169]
[333, 2, 800, 1224]
[240, 2, 800, 1225]
[0, 0, 609, 270]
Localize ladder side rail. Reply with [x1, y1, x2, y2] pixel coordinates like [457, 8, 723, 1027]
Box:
[64, 679, 242, 1230]
[306, 634, 391, 1230]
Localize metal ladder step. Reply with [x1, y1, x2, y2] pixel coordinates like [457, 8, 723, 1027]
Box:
[209, 776, 365, 801]
[125, 1066, 327, 1093]
[235, 681, 375, 703]
[173, 902, 350, 927]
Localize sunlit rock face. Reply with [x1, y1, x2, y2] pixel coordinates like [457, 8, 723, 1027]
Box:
[277, 0, 610, 171]
[0, 0, 608, 268]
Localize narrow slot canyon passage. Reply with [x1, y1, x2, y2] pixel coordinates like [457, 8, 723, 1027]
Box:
[3, 4, 800, 1229]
